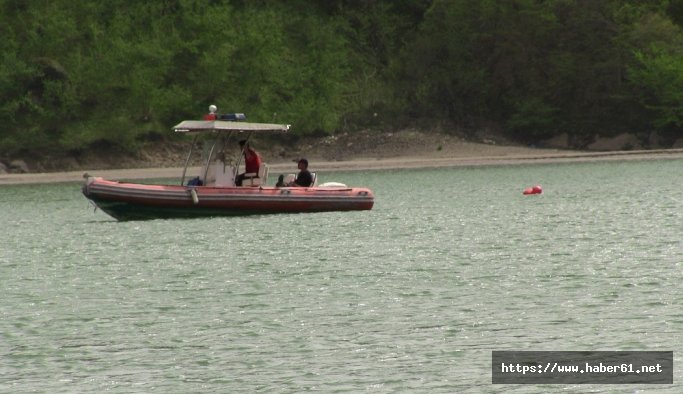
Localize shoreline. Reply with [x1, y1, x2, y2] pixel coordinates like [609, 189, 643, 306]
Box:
[2, 147, 683, 185]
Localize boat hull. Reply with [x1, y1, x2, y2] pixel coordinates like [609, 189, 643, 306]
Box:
[82, 177, 374, 221]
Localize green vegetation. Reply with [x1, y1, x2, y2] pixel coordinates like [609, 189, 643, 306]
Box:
[3, 0, 683, 157]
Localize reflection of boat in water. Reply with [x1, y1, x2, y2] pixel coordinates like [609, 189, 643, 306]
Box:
[82, 115, 374, 221]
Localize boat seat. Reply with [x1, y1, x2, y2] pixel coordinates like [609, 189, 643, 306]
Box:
[242, 163, 268, 187]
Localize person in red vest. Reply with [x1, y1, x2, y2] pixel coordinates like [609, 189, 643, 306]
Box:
[235, 140, 262, 186]
[204, 104, 217, 120]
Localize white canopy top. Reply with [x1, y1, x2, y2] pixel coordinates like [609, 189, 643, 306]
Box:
[173, 120, 290, 133]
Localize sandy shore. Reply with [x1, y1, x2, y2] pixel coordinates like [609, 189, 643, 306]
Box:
[2, 146, 683, 185]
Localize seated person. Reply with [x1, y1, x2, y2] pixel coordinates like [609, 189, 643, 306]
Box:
[287, 158, 313, 187]
[235, 140, 261, 186]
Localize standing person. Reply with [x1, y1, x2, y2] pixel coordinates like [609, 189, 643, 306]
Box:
[288, 158, 313, 187]
[235, 140, 262, 186]
[204, 104, 217, 120]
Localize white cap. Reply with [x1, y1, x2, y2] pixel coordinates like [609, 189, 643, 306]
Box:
[209, 104, 217, 113]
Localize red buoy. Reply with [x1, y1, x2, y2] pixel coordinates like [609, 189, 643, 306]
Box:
[523, 185, 543, 195]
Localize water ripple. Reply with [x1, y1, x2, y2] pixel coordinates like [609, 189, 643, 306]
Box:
[1, 161, 682, 392]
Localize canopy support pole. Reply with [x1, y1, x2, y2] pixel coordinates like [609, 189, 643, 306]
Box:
[180, 134, 199, 186]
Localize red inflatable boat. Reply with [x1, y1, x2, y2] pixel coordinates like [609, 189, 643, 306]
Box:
[82, 114, 374, 220]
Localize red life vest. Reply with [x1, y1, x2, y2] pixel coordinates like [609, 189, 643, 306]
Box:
[244, 148, 261, 173]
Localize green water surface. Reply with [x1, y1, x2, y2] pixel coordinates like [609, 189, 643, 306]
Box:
[1, 159, 681, 393]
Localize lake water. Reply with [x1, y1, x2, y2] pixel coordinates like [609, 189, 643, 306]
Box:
[1, 158, 682, 393]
